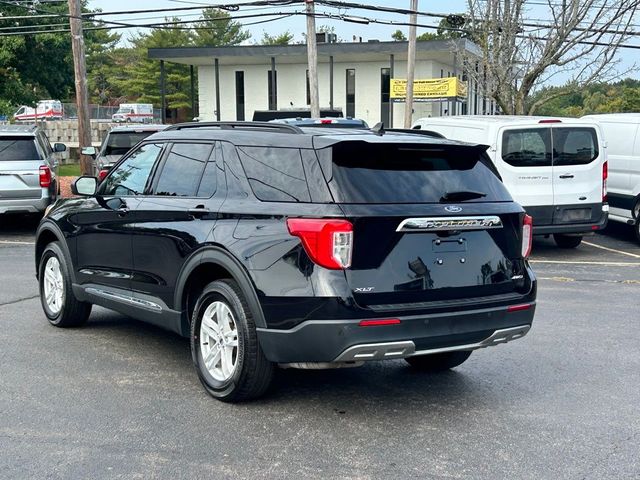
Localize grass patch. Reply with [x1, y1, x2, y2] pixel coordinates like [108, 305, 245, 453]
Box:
[58, 163, 81, 177]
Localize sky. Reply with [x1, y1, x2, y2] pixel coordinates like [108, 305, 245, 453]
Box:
[89, 0, 639, 84]
[90, 0, 471, 45]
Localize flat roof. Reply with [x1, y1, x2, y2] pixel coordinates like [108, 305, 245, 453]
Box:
[148, 39, 481, 66]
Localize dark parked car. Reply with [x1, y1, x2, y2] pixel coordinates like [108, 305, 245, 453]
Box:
[0, 124, 66, 216]
[35, 121, 536, 402]
[82, 124, 167, 180]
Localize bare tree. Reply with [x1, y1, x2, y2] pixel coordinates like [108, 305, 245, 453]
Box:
[462, 0, 639, 115]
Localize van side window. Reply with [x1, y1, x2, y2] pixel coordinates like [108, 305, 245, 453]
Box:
[553, 128, 598, 166]
[502, 129, 551, 167]
[154, 143, 213, 197]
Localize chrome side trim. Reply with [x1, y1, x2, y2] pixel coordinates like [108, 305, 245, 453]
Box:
[85, 287, 163, 312]
[396, 216, 503, 232]
[332, 325, 531, 362]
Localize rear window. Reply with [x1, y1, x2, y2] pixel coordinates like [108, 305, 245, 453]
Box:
[324, 142, 511, 204]
[553, 128, 598, 166]
[0, 137, 41, 161]
[104, 132, 154, 156]
[501, 127, 598, 167]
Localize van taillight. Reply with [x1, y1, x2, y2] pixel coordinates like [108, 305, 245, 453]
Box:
[602, 161, 608, 202]
[98, 169, 109, 182]
[39, 166, 51, 188]
[286, 218, 353, 269]
[522, 214, 533, 258]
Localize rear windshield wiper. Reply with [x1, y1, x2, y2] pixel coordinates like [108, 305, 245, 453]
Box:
[440, 190, 487, 202]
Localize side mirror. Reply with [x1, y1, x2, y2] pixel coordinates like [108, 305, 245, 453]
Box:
[53, 143, 67, 153]
[71, 176, 98, 196]
[81, 146, 97, 157]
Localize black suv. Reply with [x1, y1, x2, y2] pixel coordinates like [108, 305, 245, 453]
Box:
[35, 122, 536, 402]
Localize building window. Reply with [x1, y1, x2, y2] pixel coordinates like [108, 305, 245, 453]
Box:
[380, 68, 391, 126]
[235, 71, 245, 121]
[306, 70, 311, 106]
[346, 69, 356, 118]
[268, 70, 278, 110]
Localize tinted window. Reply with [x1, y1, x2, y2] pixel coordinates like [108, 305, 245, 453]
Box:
[154, 143, 212, 197]
[104, 132, 155, 156]
[326, 142, 510, 204]
[237, 146, 311, 202]
[101, 143, 163, 196]
[197, 145, 219, 198]
[0, 137, 41, 161]
[553, 128, 598, 166]
[502, 129, 551, 167]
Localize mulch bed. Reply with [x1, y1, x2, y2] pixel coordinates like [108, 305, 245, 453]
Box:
[59, 176, 77, 198]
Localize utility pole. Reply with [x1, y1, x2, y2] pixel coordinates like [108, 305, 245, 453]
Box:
[68, 0, 92, 176]
[306, 0, 320, 118]
[404, 0, 418, 128]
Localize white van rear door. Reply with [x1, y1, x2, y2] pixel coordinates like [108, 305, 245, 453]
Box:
[497, 127, 554, 223]
[551, 126, 602, 214]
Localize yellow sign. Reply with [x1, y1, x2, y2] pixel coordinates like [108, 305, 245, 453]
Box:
[391, 77, 467, 101]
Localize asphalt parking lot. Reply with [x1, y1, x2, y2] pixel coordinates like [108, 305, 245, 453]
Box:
[1, 216, 639, 479]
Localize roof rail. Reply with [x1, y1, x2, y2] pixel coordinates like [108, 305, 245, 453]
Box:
[165, 121, 304, 134]
[385, 128, 446, 139]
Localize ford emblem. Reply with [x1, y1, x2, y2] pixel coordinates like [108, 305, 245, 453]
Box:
[444, 206, 463, 213]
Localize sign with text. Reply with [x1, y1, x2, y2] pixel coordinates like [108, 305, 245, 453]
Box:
[391, 77, 467, 102]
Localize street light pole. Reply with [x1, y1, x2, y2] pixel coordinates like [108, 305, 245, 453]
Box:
[306, 0, 320, 118]
[404, 0, 418, 128]
[68, 0, 92, 175]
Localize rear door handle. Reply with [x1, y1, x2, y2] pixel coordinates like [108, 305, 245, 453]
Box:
[559, 174, 574, 179]
[188, 207, 210, 217]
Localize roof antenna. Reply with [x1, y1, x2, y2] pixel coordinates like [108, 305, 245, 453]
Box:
[371, 122, 385, 136]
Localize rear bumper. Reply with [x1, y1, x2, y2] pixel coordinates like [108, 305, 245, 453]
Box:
[256, 303, 536, 364]
[533, 206, 608, 235]
[0, 196, 51, 214]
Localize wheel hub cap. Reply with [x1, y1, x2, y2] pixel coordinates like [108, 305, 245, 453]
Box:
[43, 257, 64, 315]
[200, 301, 239, 382]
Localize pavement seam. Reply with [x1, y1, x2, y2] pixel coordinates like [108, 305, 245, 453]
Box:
[0, 295, 39, 308]
[582, 240, 640, 259]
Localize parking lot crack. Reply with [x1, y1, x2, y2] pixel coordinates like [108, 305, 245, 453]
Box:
[0, 295, 39, 308]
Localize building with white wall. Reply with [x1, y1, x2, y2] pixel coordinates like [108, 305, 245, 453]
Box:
[149, 39, 492, 127]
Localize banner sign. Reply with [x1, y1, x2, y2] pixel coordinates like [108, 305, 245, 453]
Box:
[390, 77, 467, 102]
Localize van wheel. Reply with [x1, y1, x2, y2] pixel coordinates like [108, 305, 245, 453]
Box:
[632, 201, 640, 244]
[190, 279, 274, 402]
[405, 351, 472, 372]
[39, 242, 92, 327]
[553, 234, 582, 248]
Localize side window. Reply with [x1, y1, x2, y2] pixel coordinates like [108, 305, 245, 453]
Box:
[502, 129, 551, 167]
[101, 143, 163, 196]
[553, 128, 598, 166]
[153, 143, 213, 197]
[237, 146, 311, 202]
[196, 144, 219, 198]
[38, 132, 52, 156]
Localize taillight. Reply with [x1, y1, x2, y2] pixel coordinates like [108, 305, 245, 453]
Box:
[39, 166, 51, 188]
[359, 319, 401, 327]
[602, 161, 608, 202]
[286, 218, 353, 269]
[98, 169, 109, 182]
[522, 214, 533, 258]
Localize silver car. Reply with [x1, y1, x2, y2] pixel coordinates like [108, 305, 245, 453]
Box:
[0, 125, 66, 215]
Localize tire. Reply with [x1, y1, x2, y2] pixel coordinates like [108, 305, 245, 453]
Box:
[39, 242, 92, 327]
[632, 201, 640, 244]
[553, 234, 583, 249]
[405, 351, 472, 372]
[190, 279, 274, 402]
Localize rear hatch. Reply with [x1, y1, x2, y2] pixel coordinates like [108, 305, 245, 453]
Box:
[319, 140, 531, 313]
[0, 136, 43, 200]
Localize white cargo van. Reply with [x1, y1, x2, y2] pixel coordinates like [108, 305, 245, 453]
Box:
[111, 104, 154, 123]
[581, 113, 640, 242]
[412, 116, 608, 248]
